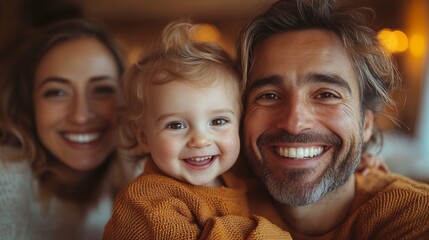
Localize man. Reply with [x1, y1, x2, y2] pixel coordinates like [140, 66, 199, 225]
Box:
[238, 0, 429, 239]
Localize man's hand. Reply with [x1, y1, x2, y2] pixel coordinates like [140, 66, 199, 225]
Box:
[357, 153, 390, 176]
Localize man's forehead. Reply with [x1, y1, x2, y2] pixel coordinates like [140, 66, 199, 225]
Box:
[252, 29, 346, 59]
[248, 29, 360, 94]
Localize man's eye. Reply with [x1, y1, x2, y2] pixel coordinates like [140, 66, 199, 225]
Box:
[211, 118, 228, 126]
[43, 89, 66, 98]
[166, 122, 186, 129]
[258, 93, 279, 100]
[316, 92, 338, 99]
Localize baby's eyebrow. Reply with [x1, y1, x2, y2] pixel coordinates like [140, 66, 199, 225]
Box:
[209, 109, 237, 116]
[156, 112, 180, 123]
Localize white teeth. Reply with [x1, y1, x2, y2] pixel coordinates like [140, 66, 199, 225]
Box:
[191, 156, 212, 161]
[290, 148, 297, 158]
[276, 146, 324, 159]
[63, 133, 100, 143]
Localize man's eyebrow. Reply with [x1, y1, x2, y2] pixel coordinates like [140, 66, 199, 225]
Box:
[246, 75, 282, 93]
[307, 73, 352, 94]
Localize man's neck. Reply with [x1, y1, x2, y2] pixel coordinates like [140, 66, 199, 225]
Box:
[277, 174, 356, 238]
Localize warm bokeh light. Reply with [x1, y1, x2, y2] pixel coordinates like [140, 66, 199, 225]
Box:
[378, 29, 408, 53]
[127, 46, 144, 65]
[191, 24, 221, 43]
[409, 34, 426, 58]
[393, 30, 408, 52]
[378, 29, 395, 52]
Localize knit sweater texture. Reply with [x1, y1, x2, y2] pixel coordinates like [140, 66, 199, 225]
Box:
[334, 168, 429, 239]
[103, 159, 291, 239]
[250, 168, 429, 240]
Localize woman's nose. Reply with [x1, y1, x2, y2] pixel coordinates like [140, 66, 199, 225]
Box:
[69, 95, 95, 124]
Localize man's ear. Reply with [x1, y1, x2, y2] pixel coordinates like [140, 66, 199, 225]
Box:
[363, 110, 374, 142]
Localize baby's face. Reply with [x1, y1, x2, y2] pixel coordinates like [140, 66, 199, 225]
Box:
[137, 78, 241, 186]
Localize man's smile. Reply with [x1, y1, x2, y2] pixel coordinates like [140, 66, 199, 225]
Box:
[275, 146, 324, 159]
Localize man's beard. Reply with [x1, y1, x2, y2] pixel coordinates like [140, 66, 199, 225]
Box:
[247, 130, 362, 206]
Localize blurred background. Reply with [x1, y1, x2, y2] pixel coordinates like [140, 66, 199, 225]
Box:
[1, 0, 428, 182]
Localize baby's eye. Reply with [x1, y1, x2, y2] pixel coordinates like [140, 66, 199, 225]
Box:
[166, 122, 186, 130]
[211, 118, 228, 126]
[43, 89, 67, 98]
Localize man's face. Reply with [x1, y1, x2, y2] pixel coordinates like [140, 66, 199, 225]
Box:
[244, 29, 374, 206]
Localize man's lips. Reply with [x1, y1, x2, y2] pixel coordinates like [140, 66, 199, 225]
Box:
[257, 131, 340, 161]
[275, 146, 325, 159]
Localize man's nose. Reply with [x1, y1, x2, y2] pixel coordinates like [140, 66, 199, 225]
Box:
[275, 96, 313, 134]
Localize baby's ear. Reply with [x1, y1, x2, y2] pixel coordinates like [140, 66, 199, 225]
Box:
[133, 123, 148, 148]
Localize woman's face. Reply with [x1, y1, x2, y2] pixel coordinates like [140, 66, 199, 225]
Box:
[33, 37, 121, 171]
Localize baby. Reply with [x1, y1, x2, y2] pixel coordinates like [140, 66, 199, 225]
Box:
[103, 21, 291, 239]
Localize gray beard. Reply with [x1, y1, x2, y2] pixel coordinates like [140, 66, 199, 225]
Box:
[248, 135, 362, 206]
[260, 153, 358, 206]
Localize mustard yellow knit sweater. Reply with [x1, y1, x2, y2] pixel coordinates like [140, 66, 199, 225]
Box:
[334, 169, 429, 239]
[250, 168, 429, 240]
[103, 159, 291, 239]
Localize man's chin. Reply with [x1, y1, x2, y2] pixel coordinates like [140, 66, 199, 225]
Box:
[261, 166, 325, 206]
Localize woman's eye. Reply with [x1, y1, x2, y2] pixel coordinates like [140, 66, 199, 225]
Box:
[93, 86, 115, 95]
[211, 118, 228, 126]
[166, 122, 186, 130]
[43, 89, 66, 98]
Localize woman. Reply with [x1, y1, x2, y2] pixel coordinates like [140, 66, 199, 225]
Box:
[0, 19, 128, 240]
